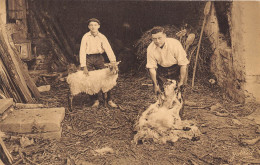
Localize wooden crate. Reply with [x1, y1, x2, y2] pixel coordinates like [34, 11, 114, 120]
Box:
[15, 41, 32, 60]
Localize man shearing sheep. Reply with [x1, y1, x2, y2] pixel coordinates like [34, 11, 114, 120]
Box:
[146, 26, 189, 95]
[79, 18, 118, 108]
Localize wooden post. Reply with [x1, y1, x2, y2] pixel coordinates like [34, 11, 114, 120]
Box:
[191, 2, 211, 88]
[0, 136, 13, 165]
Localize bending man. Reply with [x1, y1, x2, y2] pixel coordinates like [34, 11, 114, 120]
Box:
[146, 26, 189, 94]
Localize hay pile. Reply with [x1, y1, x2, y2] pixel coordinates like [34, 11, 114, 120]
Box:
[134, 25, 213, 79]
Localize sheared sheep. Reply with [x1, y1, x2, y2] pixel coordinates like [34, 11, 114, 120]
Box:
[134, 79, 201, 144]
[66, 62, 120, 111]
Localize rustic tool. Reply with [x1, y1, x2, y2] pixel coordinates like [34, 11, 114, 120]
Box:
[192, 1, 211, 88]
[185, 33, 196, 51]
[184, 33, 196, 84]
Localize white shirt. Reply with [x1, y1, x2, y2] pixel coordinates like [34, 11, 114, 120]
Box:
[146, 38, 189, 69]
[79, 32, 116, 67]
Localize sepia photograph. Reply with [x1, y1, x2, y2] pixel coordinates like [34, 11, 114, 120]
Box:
[0, 0, 260, 164]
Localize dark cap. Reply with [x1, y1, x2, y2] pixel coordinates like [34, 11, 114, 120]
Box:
[87, 18, 100, 25]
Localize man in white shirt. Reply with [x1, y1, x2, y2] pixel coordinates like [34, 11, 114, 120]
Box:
[79, 18, 117, 108]
[146, 26, 189, 95]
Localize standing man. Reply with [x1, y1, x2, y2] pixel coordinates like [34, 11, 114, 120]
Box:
[146, 26, 189, 95]
[79, 18, 118, 108]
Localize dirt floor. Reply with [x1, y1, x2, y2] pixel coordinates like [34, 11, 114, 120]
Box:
[4, 72, 260, 165]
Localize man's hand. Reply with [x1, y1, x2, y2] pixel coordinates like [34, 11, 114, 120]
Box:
[154, 83, 161, 95]
[178, 81, 183, 88]
[177, 81, 185, 93]
[82, 67, 89, 76]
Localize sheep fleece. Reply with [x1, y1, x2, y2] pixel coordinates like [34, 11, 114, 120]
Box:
[134, 101, 201, 144]
[67, 68, 118, 96]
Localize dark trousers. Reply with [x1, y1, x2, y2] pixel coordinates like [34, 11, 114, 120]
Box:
[86, 53, 111, 101]
[157, 64, 185, 119]
[156, 64, 180, 91]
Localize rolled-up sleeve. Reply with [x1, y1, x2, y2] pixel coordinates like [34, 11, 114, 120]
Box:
[79, 35, 87, 67]
[146, 46, 157, 69]
[102, 36, 116, 62]
[175, 41, 189, 66]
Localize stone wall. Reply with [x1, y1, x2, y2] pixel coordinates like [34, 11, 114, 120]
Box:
[0, 0, 7, 24]
[233, 2, 260, 103]
[204, 2, 260, 103]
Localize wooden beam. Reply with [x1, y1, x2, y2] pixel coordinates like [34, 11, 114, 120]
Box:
[0, 16, 41, 102]
[0, 137, 13, 165]
[0, 58, 22, 101]
[0, 21, 37, 102]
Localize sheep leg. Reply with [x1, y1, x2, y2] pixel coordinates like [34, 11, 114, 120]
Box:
[178, 91, 185, 119]
[102, 92, 108, 107]
[68, 92, 73, 112]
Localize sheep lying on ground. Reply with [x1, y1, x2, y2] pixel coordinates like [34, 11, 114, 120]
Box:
[66, 62, 120, 111]
[134, 79, 201, 144]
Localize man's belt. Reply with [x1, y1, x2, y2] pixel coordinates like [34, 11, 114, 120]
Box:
[86, 53, 104, 56]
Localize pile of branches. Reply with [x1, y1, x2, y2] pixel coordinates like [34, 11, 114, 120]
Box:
[134, 24, 213, 79]
[26, 0, 77, 71]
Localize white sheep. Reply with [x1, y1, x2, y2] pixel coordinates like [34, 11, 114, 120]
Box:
[134, 79, 201, 144]
[66, 62, 119, 111]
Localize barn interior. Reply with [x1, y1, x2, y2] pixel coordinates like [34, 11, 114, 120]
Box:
[34, 1, 204, 50]
[5, 0, 257, 104]
[24, 0, 208, 72]
[0, 1, 260, 164]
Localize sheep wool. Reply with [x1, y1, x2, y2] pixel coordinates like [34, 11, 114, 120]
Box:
[67, 68, 118, 96]
[134, 100, 201, 144]
[134, 80, 201, 144]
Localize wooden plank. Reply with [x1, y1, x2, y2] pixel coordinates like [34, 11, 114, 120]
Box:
[0, 43, 27, 102]
[0, 20, 33, 103]
[8, 38, 41, 100]
[0, 158, 4, 165]
[0, 89, 7, 99]
[0, 136, 13, 165]
[8, 37, 41, 100]
[16, 60, 41, 100]
[0, 21, 32, 98]
[0, 59, 20, 101]
[29, 70, 48, 75]
[0, 15, 40, 102]
[0, 99, 13, 114]
[15, 103, 46, 109]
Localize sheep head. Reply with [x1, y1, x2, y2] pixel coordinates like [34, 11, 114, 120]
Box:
[163, 79, 178, 98]
[158, 79, 182, 109]
[105, 61, 120, 75]
[67, 63, 78, 74]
